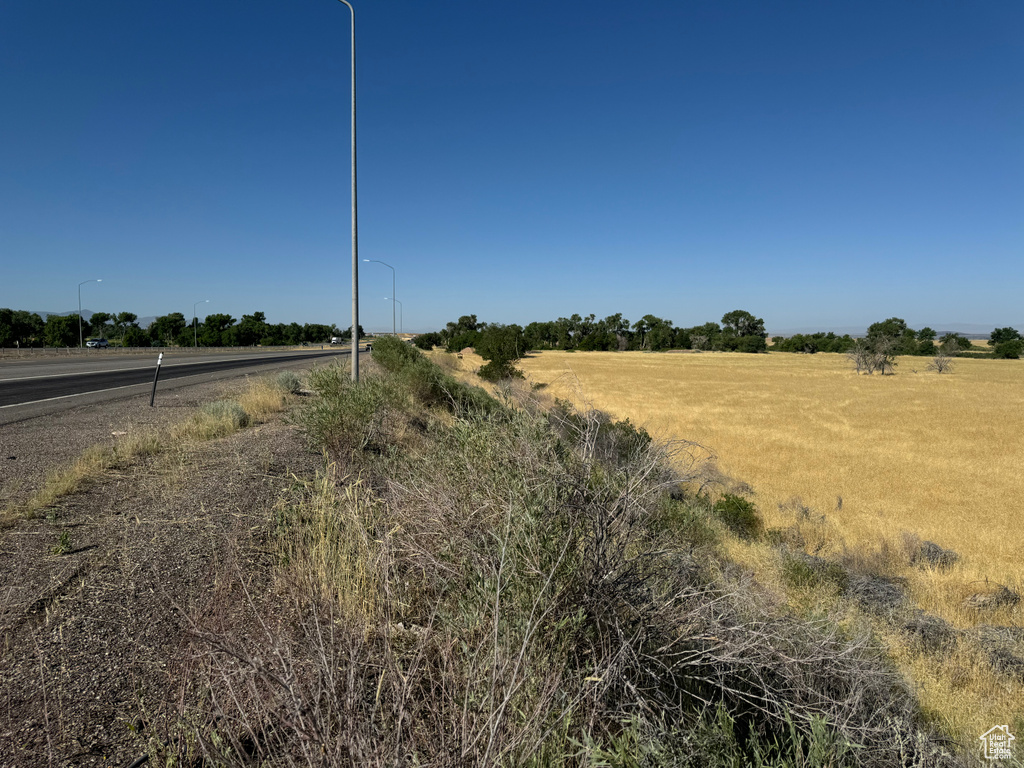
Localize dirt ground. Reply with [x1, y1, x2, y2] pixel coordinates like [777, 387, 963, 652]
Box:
[0, 379, 322, 767]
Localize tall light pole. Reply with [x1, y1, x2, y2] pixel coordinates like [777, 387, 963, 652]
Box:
[364, 259, 396, 335]
[193, 299, 209, 348]
[338, 0, 359, 381]
[385, 297, 403, 335]
[78, 278, 102, 347]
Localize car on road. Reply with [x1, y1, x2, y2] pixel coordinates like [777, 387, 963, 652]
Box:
[85, 338, 109, 348]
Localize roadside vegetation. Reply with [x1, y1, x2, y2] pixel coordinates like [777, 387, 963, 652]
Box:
[175, 337, 966, 766]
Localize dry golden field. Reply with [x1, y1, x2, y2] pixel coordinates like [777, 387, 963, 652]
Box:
[519, 351, 1020, 586]
[514, 349, 1024, 740]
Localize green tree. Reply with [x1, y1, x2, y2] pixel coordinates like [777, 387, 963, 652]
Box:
[234, 311, 270, 346]
[149, 313, 187, 345]
[524, 321, 558, 350]
[442, 315, 485, 351]
[302, 323, 334, 344]
[122, 326, 150, 347]
[112, 312, 139, 343]
[866, 317, 917, 356]
[198, 314, 236, 347]
[721, 309, 766, 339]
[940, 332, 972, 351]
[993, 340, 1023, 359]
[90, 312, 113, 339]
[0, 308, 14, 347]
[989, 327, 1021, 347]
[687, 322, 721, 351]
[646, 321, 676, 351]
[12, 311, 45, 346]
[44, 314, 80, 347]
[476, 324, 528, 381]
[413, 331, 443, 350]
[632, 314, 671, 350]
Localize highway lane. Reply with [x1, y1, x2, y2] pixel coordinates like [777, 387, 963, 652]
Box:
[0, 348, 350, 408]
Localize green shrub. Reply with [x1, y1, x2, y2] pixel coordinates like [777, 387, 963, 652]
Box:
[412, 331, 442, 350]
[300, 366, 406, 457]
[274, 370, 303, 394]
[199, 400, 250, 429]
[371, 335, 422, 373]
[478, 358, 523, 381]
[713, 493, 762, 539]
[993, 339, 1023, 359]
[52, 529, 72, 555]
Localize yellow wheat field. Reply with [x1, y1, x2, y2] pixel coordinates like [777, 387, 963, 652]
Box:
[519, 351, 1024, 604]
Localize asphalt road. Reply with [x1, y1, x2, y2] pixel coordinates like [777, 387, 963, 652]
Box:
[0, 348, 352, 411]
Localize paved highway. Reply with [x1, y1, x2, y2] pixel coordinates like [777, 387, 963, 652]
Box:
[0, 348, 352, 409]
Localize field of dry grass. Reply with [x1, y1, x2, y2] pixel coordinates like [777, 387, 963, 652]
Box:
[514, 349, 1023, 741]
[519, 351, 1022, 590]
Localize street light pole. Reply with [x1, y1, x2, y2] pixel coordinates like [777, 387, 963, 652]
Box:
[364, 259, 396, 335]
[193, 299, 209, 348]
[386, 297, 403, 335]
[78, 278, 102, 347]
[338, 0, 359, 381]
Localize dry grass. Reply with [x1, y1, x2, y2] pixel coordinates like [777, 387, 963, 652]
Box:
[2, 373, 300, 527]
[519, 351, 1023, 594]
[1, 430, 162, 525]
[519, 350, 1024, 741]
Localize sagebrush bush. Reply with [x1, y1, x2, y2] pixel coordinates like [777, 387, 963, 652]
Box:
[299, 364, 406, 458]
[199, 400, 250, 429]
[274, 369, 303, 394]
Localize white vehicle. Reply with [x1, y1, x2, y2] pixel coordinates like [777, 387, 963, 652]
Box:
[85, 338, 109, 348]
[330, 336, 343, 345]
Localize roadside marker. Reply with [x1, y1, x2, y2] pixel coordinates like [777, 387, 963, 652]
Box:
[149, 353, 164, 407]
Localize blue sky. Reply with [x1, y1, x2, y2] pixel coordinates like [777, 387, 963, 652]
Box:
[2, 1, 1021, 334]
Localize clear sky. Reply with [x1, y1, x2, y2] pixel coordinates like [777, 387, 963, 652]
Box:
[2, 1, 1021, 334]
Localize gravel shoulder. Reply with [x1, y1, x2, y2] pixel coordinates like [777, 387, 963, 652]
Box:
[0, 373, 325, 766]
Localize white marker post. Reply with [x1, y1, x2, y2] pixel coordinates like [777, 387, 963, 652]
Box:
[149, 352, 164, 407]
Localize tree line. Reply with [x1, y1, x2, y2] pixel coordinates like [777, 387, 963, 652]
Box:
[0, 308, 340, 348]
[415, 309, 770, 357]
[408, 310, 769, 381]
[772, 319, 1022, 360]
[408, 312, 1022, 382]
